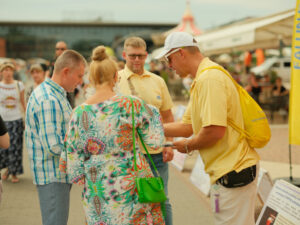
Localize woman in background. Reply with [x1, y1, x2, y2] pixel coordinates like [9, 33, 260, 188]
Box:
[26, 63, 47, 102]
[272, 77, 289, 97]
[60, 46, 165, 225]
[0, 62, 25, 183]
[245, 72, 262, 104]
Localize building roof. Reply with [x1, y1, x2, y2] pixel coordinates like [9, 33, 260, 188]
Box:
[166, 0, 202, 36]
[0, 20, 176, 28]
[151, 0, 202, 46]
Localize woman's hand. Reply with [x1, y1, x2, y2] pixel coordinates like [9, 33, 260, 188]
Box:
[162, 147, 174, 162]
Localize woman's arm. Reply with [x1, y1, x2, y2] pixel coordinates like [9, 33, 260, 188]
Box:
[160, 109, 175, 162]
[0, 116, 10, 149]
[60, 109, 85, 185]
[137, 102, 165, 150]
[20, 90, 26, 111]
[0, 133, 10, 149]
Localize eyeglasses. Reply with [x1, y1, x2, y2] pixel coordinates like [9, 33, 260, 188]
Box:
[164, 47, 182, 63]
[56, 48, 66, 51]
[127, 54, 147, 60]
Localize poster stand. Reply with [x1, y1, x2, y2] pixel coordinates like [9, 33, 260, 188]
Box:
[256, 179, 300, 225]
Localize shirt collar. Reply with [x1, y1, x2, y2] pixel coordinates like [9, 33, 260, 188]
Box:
[45, 78, 67, 97]
[123, 65, 151, 80]
[190, 57, 210, 91]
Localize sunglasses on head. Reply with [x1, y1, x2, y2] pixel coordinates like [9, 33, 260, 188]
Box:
[164, 47, 183, 63]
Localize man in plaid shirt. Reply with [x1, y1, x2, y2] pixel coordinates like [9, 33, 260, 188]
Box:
[25, 50, 86, 225]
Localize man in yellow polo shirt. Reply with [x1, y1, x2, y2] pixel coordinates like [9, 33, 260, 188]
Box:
[156, 32, 260, 225]
[119, 36, 174, 225]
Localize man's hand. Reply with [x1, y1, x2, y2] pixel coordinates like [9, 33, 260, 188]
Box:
[171, 125, 226, 154]
[162, 147, 174, 162]
[172, 139, 187, 154]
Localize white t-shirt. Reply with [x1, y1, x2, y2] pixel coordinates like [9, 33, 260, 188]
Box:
[0, 81, 25, 121]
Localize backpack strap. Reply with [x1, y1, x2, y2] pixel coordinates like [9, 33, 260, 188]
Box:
[198, 66, 248, 140]
[198, 66, 239, 91]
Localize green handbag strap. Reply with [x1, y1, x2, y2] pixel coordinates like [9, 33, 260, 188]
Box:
[130, 97, 160, 177]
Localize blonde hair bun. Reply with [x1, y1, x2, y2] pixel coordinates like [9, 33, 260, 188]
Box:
[89, 45, 118, 86]
[92, 46, 108, 61]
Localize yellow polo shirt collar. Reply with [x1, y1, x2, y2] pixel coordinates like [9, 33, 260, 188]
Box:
[122, 65, 151, 80]
[190, 57, 210, 91]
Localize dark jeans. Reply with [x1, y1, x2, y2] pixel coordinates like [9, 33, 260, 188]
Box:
[145, 152, 173, 225]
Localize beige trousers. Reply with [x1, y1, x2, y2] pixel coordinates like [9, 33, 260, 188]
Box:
[210, 165, 259, 225]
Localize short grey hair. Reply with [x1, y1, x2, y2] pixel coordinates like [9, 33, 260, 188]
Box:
[54, 50, 86, 74]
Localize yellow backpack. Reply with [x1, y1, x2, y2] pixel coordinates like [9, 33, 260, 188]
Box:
[200, 66, 271, 148]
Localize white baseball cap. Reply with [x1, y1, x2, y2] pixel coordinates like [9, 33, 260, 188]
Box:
[155, 32, 198, 59]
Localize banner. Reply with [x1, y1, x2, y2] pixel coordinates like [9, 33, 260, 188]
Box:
[289, 1, 300, 145]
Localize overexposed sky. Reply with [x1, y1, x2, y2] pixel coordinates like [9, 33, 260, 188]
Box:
[0, 0, 297, 30]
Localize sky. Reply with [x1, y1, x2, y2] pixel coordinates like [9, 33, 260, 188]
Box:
[0, 0, 297, 30]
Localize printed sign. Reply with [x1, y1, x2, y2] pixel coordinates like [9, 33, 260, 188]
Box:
[256, 179, 300, 225]
[189, 154, 211, 196]
[171, 150, 187, 171]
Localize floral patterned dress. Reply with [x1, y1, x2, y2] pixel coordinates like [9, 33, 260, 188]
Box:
[60, 95, 165, 225]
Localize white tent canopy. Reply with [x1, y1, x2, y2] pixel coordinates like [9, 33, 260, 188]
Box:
[195, 9, 294, 55]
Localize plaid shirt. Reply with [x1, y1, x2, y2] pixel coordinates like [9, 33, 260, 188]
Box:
[25, 78, 72, 185]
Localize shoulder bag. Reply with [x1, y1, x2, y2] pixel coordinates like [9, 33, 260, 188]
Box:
[130, 97, 167, 204]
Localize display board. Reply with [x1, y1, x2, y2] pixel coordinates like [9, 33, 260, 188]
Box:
[257, 168, 273, 204]
[256, 179, 300, 225]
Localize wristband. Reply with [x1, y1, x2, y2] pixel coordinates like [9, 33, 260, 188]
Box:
[184, 140, 193, 156]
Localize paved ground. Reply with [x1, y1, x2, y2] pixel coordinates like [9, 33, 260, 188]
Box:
[257, 124, 300, 164]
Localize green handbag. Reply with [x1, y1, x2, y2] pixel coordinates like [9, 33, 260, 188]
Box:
[135, 176, 167, 203]
[130, 97, 167, 204]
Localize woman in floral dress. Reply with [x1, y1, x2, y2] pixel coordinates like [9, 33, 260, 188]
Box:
[60, 46, 165, 225]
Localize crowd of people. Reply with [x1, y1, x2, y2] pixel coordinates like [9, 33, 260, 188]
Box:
[243, 72, 289, 121]
[0, 32, 279, 225]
